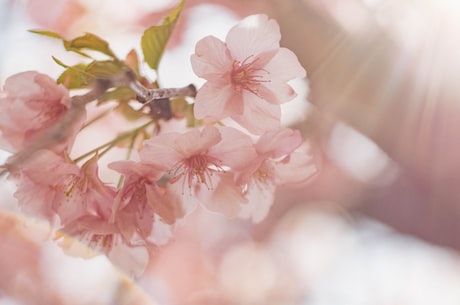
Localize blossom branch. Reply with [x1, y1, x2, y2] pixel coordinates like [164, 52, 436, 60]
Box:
[130, 80, 197, 104]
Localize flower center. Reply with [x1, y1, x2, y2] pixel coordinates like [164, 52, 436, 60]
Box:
[231, 56, 269, 96]
[124, 178, 148, 206]
[169, 153, 224, 190]
[62, 174, 83, 197]
[87, 233, 114, 253]
[255, 160, 275, 184]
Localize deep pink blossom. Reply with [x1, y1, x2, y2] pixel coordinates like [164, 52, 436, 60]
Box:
[238, 128, 316, 222]
[191, 14, 306, 134]
[0, 71, 82, 153]
[139, 125, 256, 216]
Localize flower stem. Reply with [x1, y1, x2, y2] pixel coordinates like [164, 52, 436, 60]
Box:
[73, 120, 154, 163]
[81, 108, 113, 130]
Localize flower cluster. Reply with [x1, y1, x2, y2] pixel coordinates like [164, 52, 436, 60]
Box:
[0, 11, 315, 276]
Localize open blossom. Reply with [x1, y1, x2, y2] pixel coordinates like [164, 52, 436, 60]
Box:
[191, 14, 306, 134]
[238, 128, 316, 222]
[9, 150, 150, 276]
[51, 158, 154, 277]
[139, 125, 256, 216]
[10, 150, 115, 224]
[10, 149, 81, 222]
[108, 160, 186, 245]
[0, 71, 81, 153]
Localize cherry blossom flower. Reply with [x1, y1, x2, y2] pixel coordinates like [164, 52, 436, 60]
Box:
[191, 14, 306, 134]
[10, 149, 81, 222]
[42, 158, 152, 277]
[108, 160, 186, 245]
[0, 71, 83, 153]
[238, 128, 316, 222]
[139, 125, 256, 216]
[10, 150, 115, 225]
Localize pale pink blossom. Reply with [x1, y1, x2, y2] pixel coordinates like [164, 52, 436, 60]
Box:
[191, 14, 306, 134]
[10, 149, 81, 222]
[238, 128, 316, 222]
[139, 125, 256, 216]
[47, 158, 153, 277]
[108, 160, 186, 244]
[0, 71, 81, 153]
[10, 150, 115, 224]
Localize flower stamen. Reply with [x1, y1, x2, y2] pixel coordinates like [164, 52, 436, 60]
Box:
[168, 154, 225, 191]
[231, 56, 270, 97]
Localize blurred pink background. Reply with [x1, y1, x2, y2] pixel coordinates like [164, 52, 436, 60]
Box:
[2, 0, 460, 304]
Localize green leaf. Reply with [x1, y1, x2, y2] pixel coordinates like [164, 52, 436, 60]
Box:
[98, 87, 136, 104]
[53, 57, 134, 89]
[51, 56, 72, 68]
[30, 29, 116, 58]
[29, 29, 64, 39]
[141, 0, 185, 70]
[52, 57, 92, 89]
[67, 33, 117, 58]
[58, 64, 92, 89]
[85, 60, 128, 79]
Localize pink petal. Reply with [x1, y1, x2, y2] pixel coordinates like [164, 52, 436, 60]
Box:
[191, 35, 233, 79]
[14, 176, 57, 220]
[256, 128, 303, 158]
[145, 184, 183, 224]
[258, 81, 298, 104]
[197, 173, 245, 218]
[274, 152, 316, 184]
[18, 149, 79, 184]
[265, 48, 306, 81]
[139, 133, 183, 170]
[226, 14, 281, 61]
[0, 71, 73, 152]
[4, 71, 42, 98]
[238, 179, 276, 223]
[232, 91, 281, 134]
[108, 160, 139, 175]
[176, 125, 221, 156]
[166, 176, 199, 215]
[235, 155, 265, 186]
[81, 155, 117, 217]
[34, 72, 71, 107]
[55, 189, 88, 224]
[109, 160, 161, 180]
[209, 126, 257, 170]
[194, 81, 241, 120]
